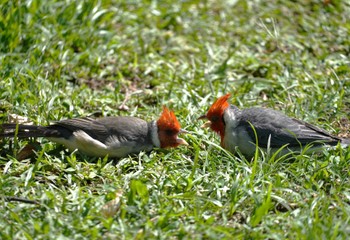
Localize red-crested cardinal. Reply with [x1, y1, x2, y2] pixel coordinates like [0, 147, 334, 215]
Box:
[199, 94, 349, 157]
[1, 106, 188, 158]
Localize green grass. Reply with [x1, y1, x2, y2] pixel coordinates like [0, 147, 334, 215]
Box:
[1, 0, 350, 239]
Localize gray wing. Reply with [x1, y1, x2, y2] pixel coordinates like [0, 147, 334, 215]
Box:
[237, 107, 341, 148]
[53, 116, 150, 144]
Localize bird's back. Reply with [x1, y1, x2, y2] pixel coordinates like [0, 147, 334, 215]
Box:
[223, 106, 342, 157]
[239, 107, 340, 147]
[53, 116, 151, 144]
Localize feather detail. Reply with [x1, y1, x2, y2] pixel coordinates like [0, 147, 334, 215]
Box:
[205, 94, 231, 141]
[206, 93, 231, 120]
[156, 106, 181, 132]
[156, 106, 185, 148]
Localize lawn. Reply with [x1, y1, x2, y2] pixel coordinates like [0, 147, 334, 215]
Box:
[1, 0, 350, 239]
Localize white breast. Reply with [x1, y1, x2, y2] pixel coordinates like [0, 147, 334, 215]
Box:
[222, 110, 256, 157]
[48, 130, 151, 158]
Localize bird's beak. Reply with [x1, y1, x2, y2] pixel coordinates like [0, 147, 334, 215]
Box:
[197, 115, 207, 120]
[179, 129, 190, 134]
[198, 115, 211, 129]
[176, 138, 189, 146]
[176, 129, 189, 146]
[200, 121, 212, 129]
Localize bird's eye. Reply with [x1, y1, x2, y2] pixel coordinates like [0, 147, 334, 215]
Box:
[166, 129, 174, 136]
[210, 116, 219, 122]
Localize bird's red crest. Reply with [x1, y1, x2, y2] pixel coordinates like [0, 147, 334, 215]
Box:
[157, 106, 181, 132]
[203, 93, 231, 143]
[206, 93, 231, 120]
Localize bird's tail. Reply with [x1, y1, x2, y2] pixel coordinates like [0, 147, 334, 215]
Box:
[0, 124, 60, 138]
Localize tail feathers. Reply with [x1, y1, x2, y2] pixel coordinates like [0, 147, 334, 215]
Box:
[0, 124, 63, 138]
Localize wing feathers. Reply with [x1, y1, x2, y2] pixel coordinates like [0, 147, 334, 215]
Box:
[238, 108, 341, 148]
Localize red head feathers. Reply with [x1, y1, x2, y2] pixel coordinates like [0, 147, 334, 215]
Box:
[157, 106, 181, 133]
[199, 94, 231, 143]
[206, 93, 230, 121]
[157, 106, 187, 148]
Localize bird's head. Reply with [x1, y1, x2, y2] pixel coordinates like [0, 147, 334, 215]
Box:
[157, 106, 188, 148]
[198, 93, 231, 139]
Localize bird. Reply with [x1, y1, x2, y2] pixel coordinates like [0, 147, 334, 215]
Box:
[198, 93, 349, 158]
[0, 106, 188, 158]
